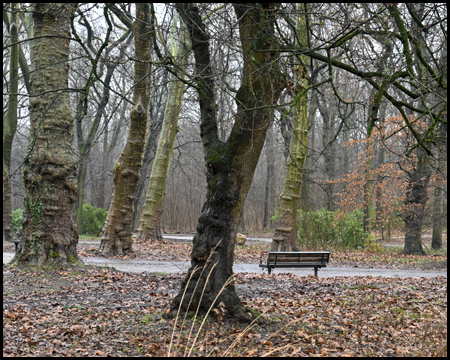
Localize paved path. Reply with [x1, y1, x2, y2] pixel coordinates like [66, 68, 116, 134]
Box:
[161, 235, 272, 245]
[3, 252, 445, 278]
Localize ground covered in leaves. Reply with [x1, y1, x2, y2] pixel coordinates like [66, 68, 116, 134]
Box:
[3, 264, 447, 357]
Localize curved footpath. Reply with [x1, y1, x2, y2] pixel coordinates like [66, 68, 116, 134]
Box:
[3, 236, 446, 278]
[3, 255, 446, 279]
[81, 257, 445, 278]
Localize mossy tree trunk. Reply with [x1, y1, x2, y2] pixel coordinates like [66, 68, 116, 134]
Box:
[13, 3, 80, 266]
[98, 3, 152, 256]
[270, 4, 309, 253]
[3, 3, 19, 244]
[137, 18, 190, 240]
[169, 3, 282, 321]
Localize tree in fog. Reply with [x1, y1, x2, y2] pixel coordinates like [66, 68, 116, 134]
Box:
[71, 5, 133, 230]
[288, 3, 446, 254]
[271, 4, 310, 252]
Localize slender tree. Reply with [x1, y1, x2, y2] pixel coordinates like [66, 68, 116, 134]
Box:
[271, 4, 309, 252]
[13, 3, 80, 265]
[98, 3, 152, 256]
[3, 3, 19, 244]
[137, 16, 191, 240]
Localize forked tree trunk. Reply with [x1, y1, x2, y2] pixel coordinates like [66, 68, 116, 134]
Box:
[169, 3, 282, 321]
[271, 4, 309, 252]
[13, 3, 80, 266]
[98, 3, 151, 256]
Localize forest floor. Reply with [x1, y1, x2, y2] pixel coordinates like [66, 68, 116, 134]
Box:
[3, 234, 447, 357]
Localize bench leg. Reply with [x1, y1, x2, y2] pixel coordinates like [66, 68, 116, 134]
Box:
[314, 267, 318, 277]
[268, 268, 272, 275]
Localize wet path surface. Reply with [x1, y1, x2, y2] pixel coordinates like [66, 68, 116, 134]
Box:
[3, 252, 445, 278]
[80, 256, 445, 278]
[3, 235, 446, 278]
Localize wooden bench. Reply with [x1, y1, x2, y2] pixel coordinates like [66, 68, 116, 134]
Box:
[259, 251, 330, 276]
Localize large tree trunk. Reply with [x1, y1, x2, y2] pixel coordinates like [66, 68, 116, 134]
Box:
[13, 3, 80, 266]
[169, 3, 281, 321]
[270, 4, 309, 252]
[98, 3, 152, 256]
[3, 3, 19, 244]
[402, 5, 439, 256]
[137, 18, 190, 240]
[402, 151, 431, 255]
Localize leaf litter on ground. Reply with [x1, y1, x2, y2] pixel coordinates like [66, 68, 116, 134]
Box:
[3, 263, 447, 357]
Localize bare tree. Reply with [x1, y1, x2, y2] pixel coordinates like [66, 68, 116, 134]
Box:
[167, 3, 284, 321]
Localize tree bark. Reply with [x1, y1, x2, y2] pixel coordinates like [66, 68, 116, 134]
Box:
[98, 3, 151, 256]
[169, 3, 282, 321]
[402, 5, 439, 256]
[402, 151, 430, 255]
[270, 4, 309, 252]
[13, 3, 80, 266]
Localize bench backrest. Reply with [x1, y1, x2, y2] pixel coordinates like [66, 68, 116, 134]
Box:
[267, 252, 330, 265]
